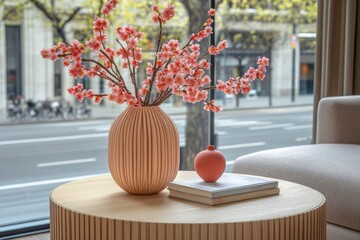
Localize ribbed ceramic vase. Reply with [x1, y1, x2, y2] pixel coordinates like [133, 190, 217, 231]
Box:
[108, 106, 179, 195]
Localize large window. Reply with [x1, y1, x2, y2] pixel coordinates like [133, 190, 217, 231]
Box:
[0, 0, 316, 238]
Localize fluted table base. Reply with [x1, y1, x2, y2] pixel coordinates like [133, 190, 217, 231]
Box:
[50, 172, 326, 240]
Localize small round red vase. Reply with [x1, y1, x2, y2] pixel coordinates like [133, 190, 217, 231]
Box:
[194, 145, 226, 182]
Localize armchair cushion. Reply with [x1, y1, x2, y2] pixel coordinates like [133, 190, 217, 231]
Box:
[232, 144, 360, 232]
[317, 95, 360, 144]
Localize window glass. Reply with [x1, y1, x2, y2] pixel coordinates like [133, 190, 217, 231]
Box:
[0, 0, 316, 235]
[214, 0, 316, 171]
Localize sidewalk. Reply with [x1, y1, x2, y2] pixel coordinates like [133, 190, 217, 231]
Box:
[0, 95, 313, 125]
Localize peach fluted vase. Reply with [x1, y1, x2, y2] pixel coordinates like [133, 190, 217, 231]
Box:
[108, 106, 180, 195]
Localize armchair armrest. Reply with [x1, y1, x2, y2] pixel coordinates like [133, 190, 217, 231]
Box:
[316, 95, 360, 144]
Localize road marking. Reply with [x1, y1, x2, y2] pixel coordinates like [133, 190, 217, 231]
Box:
[42, 120, 111, 127]
[78, 125, 110, 131]
[0, 133, 108, 146]
[37, 158, 97, 167]
[295, 137, 312, 142]
[216, 131, 227, 135]
[249, 123, 294, 130]
[0, 173, 108, 191]
[168, 115, 186, 120]
[285, 125, 312, 130]
[218, 142, 266, 150]
[217, 120, 271, 127]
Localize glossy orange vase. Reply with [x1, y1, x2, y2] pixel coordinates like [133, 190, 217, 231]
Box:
[194, 145, 226, 182]
[108, 106, 179, 195]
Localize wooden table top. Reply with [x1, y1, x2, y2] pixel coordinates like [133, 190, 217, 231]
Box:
[50, 171, 325, 224]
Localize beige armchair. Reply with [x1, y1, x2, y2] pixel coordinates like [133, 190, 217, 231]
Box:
[233, 96, 360, 240]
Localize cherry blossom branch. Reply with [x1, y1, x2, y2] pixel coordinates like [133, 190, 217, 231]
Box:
[145, 18, 164, 105]
[40, 2, 270, 112]
[181, 16, 211, 51]
[94, 93, 108, 97]
[81, 58, 120, 83]
[159, 90, 173, 105]
[131, 48, 139, 102]
[200, 86, 216, 91]
[99, 49, 125, 84]
[116, 38, 138, 96]
[154, 89, 173, 105]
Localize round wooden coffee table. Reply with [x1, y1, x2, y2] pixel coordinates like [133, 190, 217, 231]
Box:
[50, 171, 326, 240]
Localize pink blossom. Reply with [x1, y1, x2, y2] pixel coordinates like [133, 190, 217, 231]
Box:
[146, 63, 154, 74]
[168, 39, 179, 49]
[156, 59, 163, 67]
[204, 26, 213, 35]
[245, 67, 257, 81]
[94, 96, 104, 103]
[40, 49, 50, 58]
[126, 37, 138, 48]
[161, 3, 175, 23]
[41, 48, 59, 61]
[206, 18, 213, 26]
[152, 14, 160, 24]
[257, 57, 270, 66]
[69, 65, 86, 79]
[224, 85, 233, 94]
[201, 76, 211, 85]
[152, 5, 159, 11]
[242, 86, 251, 94]
[217, 40, 228, 51]
[216, 80, 226, 91]
[258, 72, 266, 80]
[101, 0, 118, 15]
[108, 93, 116, 101]
[134, 48, 142, 62]
[76, 93, 84, 102]
[105, 60, 112, 68]
[174, 74, 184, 85]
[131, 60, 139, 68]
[190, 44, 200, 52]
[258, 65, 266, 73]
[139, 88, 148, 96]
[196, 90, 208, 101]
[93, 17, 109, 33]
[63, 60, 70, 67]
[116, 27, 129, 41]
[208, 8, 216, 16]
[125, 26, 136, 35]
[134, 31, 142, 39]
[86, 38, 102, 52]
[203, 100, 222, 112]
[155, 81, 167, 92]
[208, 45, 219, 55]
[105, 47, 115, 58]
[94, 33, 107, 43]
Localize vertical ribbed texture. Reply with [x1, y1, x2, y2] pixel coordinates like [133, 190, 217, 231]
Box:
[50, 200, 326, 240]
[108, 106, 180, 195]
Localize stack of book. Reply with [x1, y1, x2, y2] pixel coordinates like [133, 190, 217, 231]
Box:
[168, 173, 279, 206]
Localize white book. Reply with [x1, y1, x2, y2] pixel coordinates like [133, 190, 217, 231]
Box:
[169, 187, 280, 205]
[168, 173, 278, 198]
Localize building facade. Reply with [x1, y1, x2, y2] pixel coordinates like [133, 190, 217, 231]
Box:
[0, 1, 316, 112]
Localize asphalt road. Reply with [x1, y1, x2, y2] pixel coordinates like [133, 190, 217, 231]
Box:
[0, 106, 313, 228]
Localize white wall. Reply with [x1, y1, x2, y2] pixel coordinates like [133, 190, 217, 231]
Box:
[0, 6, 7, 111]
[22, 4, 54, 102]
[271, 37, 293, 96]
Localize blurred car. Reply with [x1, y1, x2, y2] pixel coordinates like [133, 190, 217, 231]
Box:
[246, 89, 258, 99]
